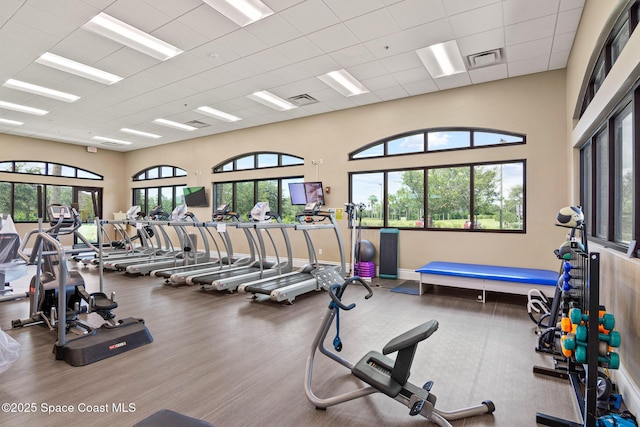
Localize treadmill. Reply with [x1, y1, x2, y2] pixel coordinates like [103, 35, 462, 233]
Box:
[239, 201, 346, 304]
[151, 205, 245, 285]
[126, 210, 211, 275]
[194, 204, 294, 292]
[103, 206, 183, 271]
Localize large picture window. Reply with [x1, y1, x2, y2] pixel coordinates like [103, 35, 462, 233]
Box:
[0, 182, 102, 223]
[132, 184, 186, 217]
[349, 160, 525, 232]
[214, 176, 303, 222]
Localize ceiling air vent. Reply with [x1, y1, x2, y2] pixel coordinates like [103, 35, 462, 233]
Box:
[184, 120, 210, 128]
[100, 141, 123, 147]
[466, 48, 504, 69]
[287, 94, 318, 106]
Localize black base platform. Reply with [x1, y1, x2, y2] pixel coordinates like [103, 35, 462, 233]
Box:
[54, 317, 153, 366]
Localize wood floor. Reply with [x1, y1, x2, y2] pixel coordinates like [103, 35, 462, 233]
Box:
[0, 263, 581, 427]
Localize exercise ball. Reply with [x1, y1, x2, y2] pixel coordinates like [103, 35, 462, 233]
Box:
[356, 240, 376, 262]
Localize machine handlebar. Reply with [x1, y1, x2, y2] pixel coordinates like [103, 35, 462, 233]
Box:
[328, 276, 373, 310]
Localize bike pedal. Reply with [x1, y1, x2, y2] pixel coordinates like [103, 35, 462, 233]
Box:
[422, 380, 434, 392]
[409, 399, 425, 416]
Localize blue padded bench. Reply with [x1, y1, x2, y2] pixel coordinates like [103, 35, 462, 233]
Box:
[415, 261, 557, 302]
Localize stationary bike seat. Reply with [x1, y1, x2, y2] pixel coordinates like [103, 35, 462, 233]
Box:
[90, 292, 118, 311]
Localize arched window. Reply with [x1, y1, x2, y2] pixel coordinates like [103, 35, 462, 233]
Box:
[0, 160, 102, 180]
[349, 128, 525, 160]
[213, 152, 303, 173]
[132, 165, 187, 181]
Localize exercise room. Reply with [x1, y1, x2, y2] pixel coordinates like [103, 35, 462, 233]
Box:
[1, 1, 639, 426]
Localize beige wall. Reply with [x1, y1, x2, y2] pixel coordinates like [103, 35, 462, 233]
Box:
[0, 134, 126, 243]
[565, 0, 640, 415]
[126, 70, 569, 272]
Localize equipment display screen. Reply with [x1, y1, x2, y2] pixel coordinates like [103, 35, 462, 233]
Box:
[183, 186, 208, 207]
[289, 182, 324, 205]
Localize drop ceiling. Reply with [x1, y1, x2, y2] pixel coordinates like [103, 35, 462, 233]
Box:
[0, 0, 584, 152]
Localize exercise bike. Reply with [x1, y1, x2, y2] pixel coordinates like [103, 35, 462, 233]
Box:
[305, 270, 495, 426]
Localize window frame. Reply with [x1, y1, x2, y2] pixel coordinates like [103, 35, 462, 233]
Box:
[579, 0, 639, 117]
[349, 127, 526, 160]
[0, 160, 103, 180]
[0, 180, 103, 223]
[213, 175, 304, 222]
[348, 159, 526, 233]
[212, 152, 304, 173]
[580, 81, 639, 253]
[132, 165, 187, 181]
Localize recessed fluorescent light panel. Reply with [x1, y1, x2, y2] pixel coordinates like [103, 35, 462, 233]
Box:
[201, 0, 274, 27]
[0, 118, 24, 126]
[36, 52, 123, 85]
[195, 106, 242, 122]
[0, 100, 48, 116]
[417, 40, 466, 78]
[318, 69, 369, 97]
[91, 136, 133, 145]
[120, 128, 162, 139]
[3, 79, 80, 103]
[247, 91, 297, 111]
[82, 12, 183, 61]
[153, 118, 197, 131]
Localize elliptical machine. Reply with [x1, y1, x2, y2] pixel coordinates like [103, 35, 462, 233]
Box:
[12, 204, 118, 330]
[12, 198, 152, 366]
[305, 269, 495, 426]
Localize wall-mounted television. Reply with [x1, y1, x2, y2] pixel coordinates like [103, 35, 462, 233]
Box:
[183, 186, 208, 207]
[288, 182, 324, 206]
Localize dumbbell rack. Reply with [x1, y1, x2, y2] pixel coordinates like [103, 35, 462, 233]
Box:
[536, 251, 600, 427]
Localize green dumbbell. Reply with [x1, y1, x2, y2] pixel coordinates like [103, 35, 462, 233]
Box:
[575, 346, 620, 369]
[569, 308, 615, 331]
[574, 325, 621, 347]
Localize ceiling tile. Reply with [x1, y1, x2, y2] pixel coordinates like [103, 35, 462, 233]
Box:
[449, 2, 503, 38]
[378, 51, 423, 73]
[502, 0, 560, 26]
[434, 72, 472, 90]
[469, 63, 508, 84]
[178, 5, 238, 40]
[552, 32, 576, 53]
[275, 37, 325, 62]
[388, 0, 447, 29]
[457, 27, 505, 57]
[280, 0, 340, 34]
[505, 14, 556, 46]
[506, 37, 553, 62]
[345, 8, 399, 43]
[443, 0, 501, 16]
[549, 51, 569, 69]
[216, 29, 269, 58]
[556, 7, 583, 34]
[560, 0, 585, 12]
[307, 24, 360, 53]
[330, 44, 377, 68]
[508, 55, 550, 77]
[322, 0, 385, 21]
[245, 14, 302, 47]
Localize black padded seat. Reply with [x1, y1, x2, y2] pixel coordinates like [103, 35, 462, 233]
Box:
[352, 351, 402, 397]
[90, 292, 118, 311]
[133, 409, 214, 427]
[352, 320, 439, 396]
